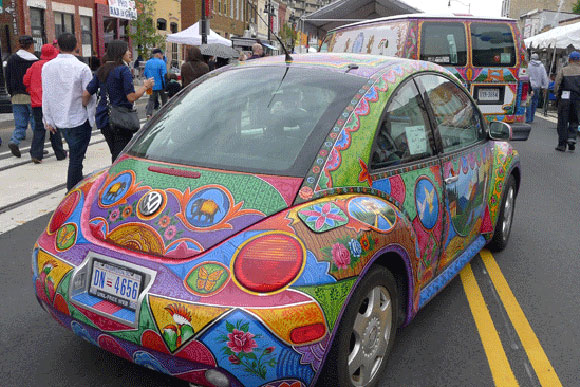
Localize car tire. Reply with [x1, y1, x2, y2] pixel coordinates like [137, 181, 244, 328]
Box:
[317, 266, 399, 387]
[488, 175, 517, 252]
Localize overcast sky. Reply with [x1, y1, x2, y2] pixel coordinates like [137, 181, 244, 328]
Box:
[403, 0, 503, 18]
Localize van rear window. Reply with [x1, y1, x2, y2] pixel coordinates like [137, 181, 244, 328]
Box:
[420, 22, 467, 66]
[471, 23, 516, 67]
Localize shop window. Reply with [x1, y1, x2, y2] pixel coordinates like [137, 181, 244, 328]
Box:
[157, 18, 167, 31]
[119, 19, 129, 42]
[30, 7, 45, 53]
[80, 16, 93, 58]
[54, 12, 74, 38]
[103, 17, 118, 46]
[170, 22, 178, 34]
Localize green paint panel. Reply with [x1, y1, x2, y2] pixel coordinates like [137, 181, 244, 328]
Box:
[296, 278, 356, 331]
[108, 159, 287, 214]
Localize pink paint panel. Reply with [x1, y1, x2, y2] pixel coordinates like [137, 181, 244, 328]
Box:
[256, 175, 303, 207]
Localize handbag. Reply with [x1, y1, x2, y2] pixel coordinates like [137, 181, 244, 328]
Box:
[104, 76, 140, 133]
[109, 104, 140, 133]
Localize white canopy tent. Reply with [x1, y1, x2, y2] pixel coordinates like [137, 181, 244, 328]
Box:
[524, 21, 580, 50]
[166, 21, 232, 46]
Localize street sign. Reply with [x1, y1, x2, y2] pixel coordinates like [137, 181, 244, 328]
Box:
[4, 6, 14, 14]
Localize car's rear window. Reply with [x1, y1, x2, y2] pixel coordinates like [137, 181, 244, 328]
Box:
[420, 22, 467, 66]
[471, 22, 516, 67]
[128, 67, 366, 176]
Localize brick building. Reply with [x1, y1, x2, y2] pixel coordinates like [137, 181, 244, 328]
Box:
[181, 0, 252, 40]
[18, 0, 97, 59]
[501, 0, 576, 30]
[1, 0, 20, 60]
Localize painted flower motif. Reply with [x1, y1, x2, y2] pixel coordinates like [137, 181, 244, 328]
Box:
[358, 159, 372, 186]
[360, 234, 371, 251]
[109, 208, 120, 222]
[228, 354, 241, 364]
[164, 225, 177, 240]
[299, 186, 314, 200]
[301, 202, 347, 231]
[158, 216, 171, 228]
[264, 346, 275, 354]
[227, 329, 258, 354]
[349, 239, 362, 258]
[332, 243, 351, 270]
[122, 206, 132, 218]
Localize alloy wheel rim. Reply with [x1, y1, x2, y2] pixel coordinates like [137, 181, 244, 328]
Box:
[348, 286, 392, 386]
[502, 186, 514, 240]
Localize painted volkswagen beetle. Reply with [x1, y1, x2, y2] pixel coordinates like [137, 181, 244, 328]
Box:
[33, 53, 526, 387]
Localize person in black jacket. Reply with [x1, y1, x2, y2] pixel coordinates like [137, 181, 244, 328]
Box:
[5, 35, 38, 157]
[554, 51, 580, 152]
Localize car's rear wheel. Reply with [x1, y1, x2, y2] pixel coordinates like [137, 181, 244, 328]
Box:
[488, 175, 516, 252]
[317, 266, 399, 387]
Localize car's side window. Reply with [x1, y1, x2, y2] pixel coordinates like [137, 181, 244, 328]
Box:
[370, 80, 434, 170]
[418, 74, 485, 152]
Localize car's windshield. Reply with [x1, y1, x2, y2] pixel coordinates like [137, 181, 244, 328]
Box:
[128, 67, 365, 176]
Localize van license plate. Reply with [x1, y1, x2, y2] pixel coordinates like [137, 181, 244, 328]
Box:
[89, 259, 143, 311]
[479, 89, 500, 101]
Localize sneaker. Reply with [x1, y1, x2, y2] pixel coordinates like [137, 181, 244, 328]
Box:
[31, 158, 42, 164]
[8, 142, 21, 158]
[56, 151, 68, 161]
[568, 143, 576, 151]
[555, 145, 566, 152]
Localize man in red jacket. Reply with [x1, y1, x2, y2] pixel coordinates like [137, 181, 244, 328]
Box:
[23, 43, 67, 163]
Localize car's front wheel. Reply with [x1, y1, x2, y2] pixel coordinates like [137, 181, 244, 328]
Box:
[488, 175, 517, 251]
[318, 266, 399, 387]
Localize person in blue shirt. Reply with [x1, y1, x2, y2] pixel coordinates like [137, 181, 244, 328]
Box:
[82, 40, 154, 162]
[144, 48, 168, 119]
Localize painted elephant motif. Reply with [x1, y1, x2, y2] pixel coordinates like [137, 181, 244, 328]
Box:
[190, 199, 220, 225]
[105, 182, 127, 201]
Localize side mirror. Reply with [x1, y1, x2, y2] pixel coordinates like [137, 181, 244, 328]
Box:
[488, 121, 512, 141]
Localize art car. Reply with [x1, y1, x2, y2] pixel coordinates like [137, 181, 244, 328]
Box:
[33, 53, 527, 387]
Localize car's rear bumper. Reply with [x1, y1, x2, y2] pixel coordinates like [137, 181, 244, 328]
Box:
[33, 247, 325, 386]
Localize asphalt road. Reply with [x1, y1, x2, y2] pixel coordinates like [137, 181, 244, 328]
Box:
[0, 114, 577, 387]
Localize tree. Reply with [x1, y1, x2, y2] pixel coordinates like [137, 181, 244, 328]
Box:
[279, 23, 297, 51]
[128, 0, 166, 58]
[574, 0, 580, 14]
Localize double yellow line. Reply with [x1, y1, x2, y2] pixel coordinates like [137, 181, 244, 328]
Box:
[459, 250, 561, 387]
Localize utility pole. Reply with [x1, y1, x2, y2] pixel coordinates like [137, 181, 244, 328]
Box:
[266, 0, 271, 44]
[201, 0, 208, 44]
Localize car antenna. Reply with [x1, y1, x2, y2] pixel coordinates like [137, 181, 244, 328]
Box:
[345, 63, 359, 73]
[246, 0, 293, 62]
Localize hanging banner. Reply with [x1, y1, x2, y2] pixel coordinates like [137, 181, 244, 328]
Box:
[108, 0, 137, 20]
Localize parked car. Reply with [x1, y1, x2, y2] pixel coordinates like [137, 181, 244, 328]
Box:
[321, 14, 531, 140]
[33, 53, 527, 387]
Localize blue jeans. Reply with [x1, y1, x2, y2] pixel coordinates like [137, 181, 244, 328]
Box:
[10, 104, 35, 145]
[60, 121, 92, 191]
[526, 88, 540, 123]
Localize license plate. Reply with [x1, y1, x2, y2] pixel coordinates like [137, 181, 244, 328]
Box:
[89, 259, 143, 311]
[479, 88, 500, 101]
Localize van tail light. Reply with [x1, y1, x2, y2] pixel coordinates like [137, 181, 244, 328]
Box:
[233, 232, 305, 293]
[521, 82, 529, 103]
[48, 190, 80, 234]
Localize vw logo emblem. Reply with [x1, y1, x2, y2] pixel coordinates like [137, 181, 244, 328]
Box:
[138, 191, 164, 217]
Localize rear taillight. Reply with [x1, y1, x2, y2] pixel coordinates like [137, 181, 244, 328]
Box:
[48, 190, 80, 234]
[521, 81, 529, 103]
[232, 232, 305, 293]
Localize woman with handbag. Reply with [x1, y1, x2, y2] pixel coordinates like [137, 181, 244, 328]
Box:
[82, 40, 154, 162]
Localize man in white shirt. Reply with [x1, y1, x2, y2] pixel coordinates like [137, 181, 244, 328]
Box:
[42, 33, 94, 191]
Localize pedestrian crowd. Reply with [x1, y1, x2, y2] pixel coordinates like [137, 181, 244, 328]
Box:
[1, 35, 265, 192]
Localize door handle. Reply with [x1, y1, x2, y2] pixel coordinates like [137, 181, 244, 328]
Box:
[445, 175, 459, 184]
